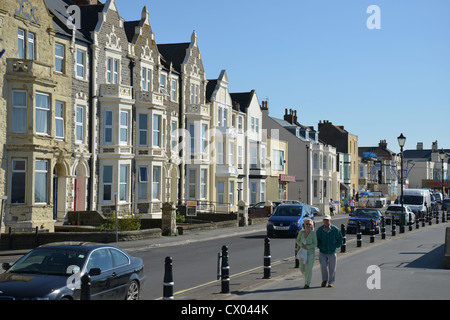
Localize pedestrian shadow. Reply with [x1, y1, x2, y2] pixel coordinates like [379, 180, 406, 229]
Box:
[233, 285, 320, 296]
[403, 244, 445, 269]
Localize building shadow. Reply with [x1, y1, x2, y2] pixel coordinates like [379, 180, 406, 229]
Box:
[403, 244, 445, 269]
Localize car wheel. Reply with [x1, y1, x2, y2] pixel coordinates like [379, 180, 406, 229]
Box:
[125, 280, 140, 300]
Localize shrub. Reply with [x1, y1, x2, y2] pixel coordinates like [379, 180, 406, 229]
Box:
[98, 211, 141, 231]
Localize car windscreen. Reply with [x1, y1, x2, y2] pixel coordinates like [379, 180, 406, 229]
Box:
[273, 206, 303, 217]
[402, 195, 423, 205]
[387, 206, 404, 212]
[352, 210, 379, 218]
[8, 248, 87, 276]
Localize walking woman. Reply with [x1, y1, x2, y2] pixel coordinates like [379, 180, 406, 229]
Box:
[296, 218, 317, 288]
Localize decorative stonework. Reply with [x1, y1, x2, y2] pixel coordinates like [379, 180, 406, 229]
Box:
[106, 25, 121, 51]
[15, 0, 39, 24]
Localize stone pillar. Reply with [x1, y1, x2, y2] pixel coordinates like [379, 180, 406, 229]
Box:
[162, 202, 177, 236]
[238, 200, 248, 227]
[264, 200, 274, 216]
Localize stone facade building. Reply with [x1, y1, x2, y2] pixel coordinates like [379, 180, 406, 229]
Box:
[0, 0, 73, 232]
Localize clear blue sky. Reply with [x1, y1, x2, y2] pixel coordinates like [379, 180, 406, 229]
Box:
[116, 0, 450, 154]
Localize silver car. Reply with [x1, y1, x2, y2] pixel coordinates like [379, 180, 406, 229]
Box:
[384, 204, 415, 225]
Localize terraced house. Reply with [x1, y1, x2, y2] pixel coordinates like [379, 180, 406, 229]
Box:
[0, 0, 74, 232]
[0, 0, 294, 232]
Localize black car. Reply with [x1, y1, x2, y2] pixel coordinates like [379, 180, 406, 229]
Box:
[0, 242, 146, 300]
[347, 208, 383, 234]
[443, 198, 450, 211]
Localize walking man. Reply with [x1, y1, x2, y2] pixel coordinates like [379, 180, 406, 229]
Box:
[316, 215, 343, 287]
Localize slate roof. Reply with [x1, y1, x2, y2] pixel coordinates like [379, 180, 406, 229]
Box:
[157, 43, 190, 73]
[230, 91, 254, 113]
[45, 0, 104, 43]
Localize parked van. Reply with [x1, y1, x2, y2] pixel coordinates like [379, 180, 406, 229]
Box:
[401, 189, 431, 218]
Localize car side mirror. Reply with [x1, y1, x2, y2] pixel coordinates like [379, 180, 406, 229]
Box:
[89, 268, 101, 276]
[2, 262, 11, 271]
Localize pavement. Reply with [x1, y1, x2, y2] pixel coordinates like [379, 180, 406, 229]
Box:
[217, 221, 450, 300]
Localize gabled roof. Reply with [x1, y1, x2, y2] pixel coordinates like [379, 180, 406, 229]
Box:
[230, 91, 254, 113]
[157, 43, 190, 73]
[45, 0, 101, 43]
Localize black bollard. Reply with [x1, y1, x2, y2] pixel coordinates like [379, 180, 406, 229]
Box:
[416, 213, 420, 229]
[356, 221, 362, 247]
[429, 209, 432, 226]
[399, 213, 405, 234]
[381, 217, 386, 240]
[422, 212, 426, 227]
[370, 219, 375, 243]
[408, 213, 412, 231]
[392, 219, 396, 237]
[263, 237, 271, 279]
[436, 209, 439, 224]
[442, 208, 446, 223]
[220, 245, 230, 294]
[340, 224, 346, 253]
[80, 273, 91, 300]
[163, 256, 174, 300]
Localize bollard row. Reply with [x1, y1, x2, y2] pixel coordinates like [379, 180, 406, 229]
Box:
[149, 209, 448, 301]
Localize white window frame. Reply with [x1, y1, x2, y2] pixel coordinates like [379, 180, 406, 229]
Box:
[141, 66, 152, 91]
[188, 169, 196, 200]
[138, 113, 148, 146]
[153, 114, 161, 147]
[273, 150, 285, 171]
[11, 159, 27, 205]
[238, 146, 243, 169]
[200, 169, 207, 199]
[34, 159, 48, 204]
[228, 141, 234, 166]
[119, 164, 128, 202]
[119, 110, 129, 145]
[171, 78, 177, 101]
[55, 101, 64, 140]
[171, 120, 178, 150]
[201, 124, 208, 154]
[102, 165, 113, 203]
[76, 49, 86, 79]
[28, 32, 35, 60]
[75, 105, 85, 143]
[12, 90, 27, 134]
[152, 165, 161, 200]
[18, 28, 25, 59]
[35, 92, 50, 135]
[229, 181, 234, 206]
[218, 181, 225, 205]
[107, 57, 120, 84]
[260, 181, 265, 202]
[217, 141, 224, 165]
[103, 109, 113, 144]
[138, 166, 148, 201]
[55, 43, 65, 73]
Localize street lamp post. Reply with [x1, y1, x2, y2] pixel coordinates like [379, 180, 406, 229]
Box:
[439, 149, 446, 223]
[398, 134, 406, 233]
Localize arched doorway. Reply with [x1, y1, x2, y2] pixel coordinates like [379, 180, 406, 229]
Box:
[74, 162, 88, 212]
[53, 162, 68, 222]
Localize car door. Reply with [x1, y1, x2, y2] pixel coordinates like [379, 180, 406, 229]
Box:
[108, 248, 132, 299]
[85, 248, 115, 300]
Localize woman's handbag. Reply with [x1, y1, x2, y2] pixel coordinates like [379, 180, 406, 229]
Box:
[297, 248, 308, 264]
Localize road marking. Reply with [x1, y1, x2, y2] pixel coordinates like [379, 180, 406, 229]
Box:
[155, 258, 291, 300]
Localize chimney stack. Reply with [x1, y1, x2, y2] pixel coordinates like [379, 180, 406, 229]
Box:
[283, 108, 298, 125]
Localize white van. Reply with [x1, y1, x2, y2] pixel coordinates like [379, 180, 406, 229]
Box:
[401, 189, 431, 218]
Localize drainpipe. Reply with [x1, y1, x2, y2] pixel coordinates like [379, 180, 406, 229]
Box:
[89, 43, 97, 211]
